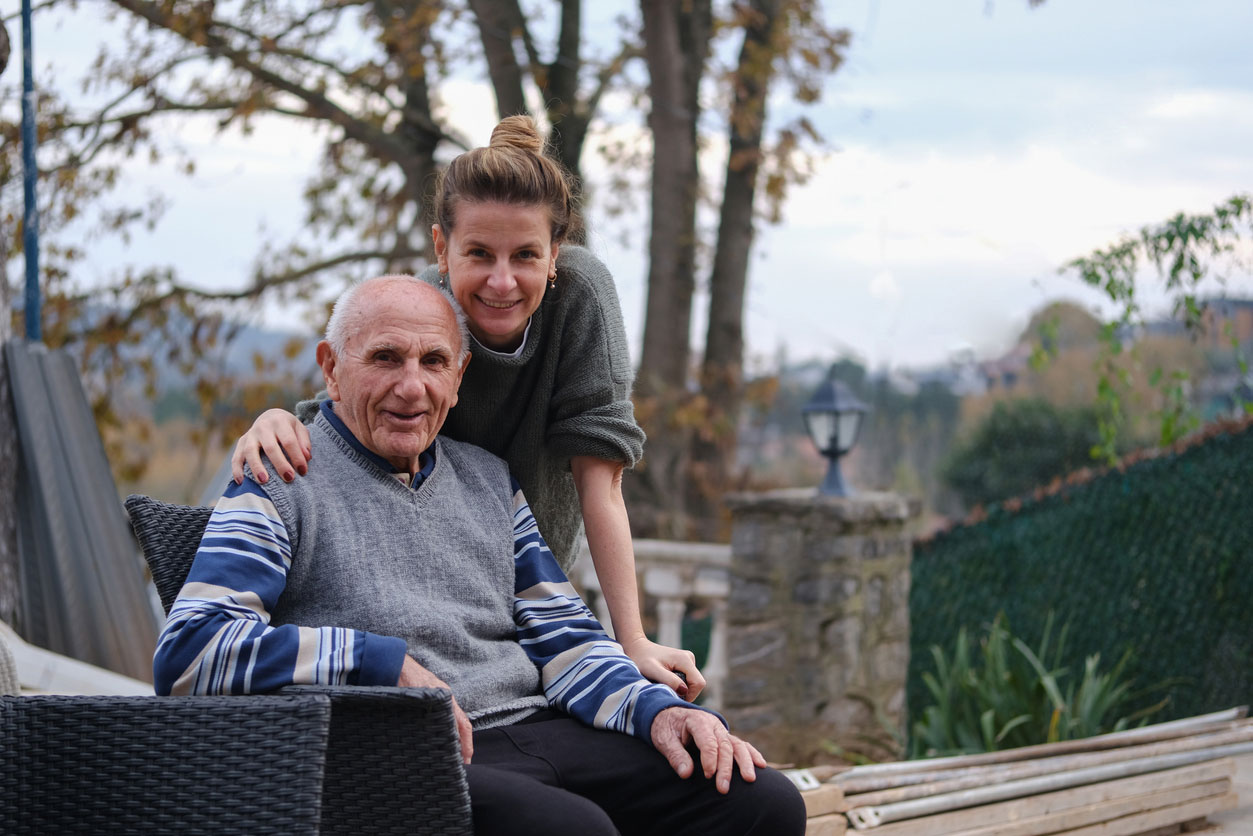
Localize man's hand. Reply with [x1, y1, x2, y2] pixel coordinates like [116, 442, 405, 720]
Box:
[398, 655, 474, 764]
[230, 408, 312, 485]
[650, 707, 767, 794]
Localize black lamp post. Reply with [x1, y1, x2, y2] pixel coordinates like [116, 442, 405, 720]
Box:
[802, 367, 870, 497]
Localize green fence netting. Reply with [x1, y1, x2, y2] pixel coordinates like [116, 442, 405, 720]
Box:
[909, 419, 1253, 733]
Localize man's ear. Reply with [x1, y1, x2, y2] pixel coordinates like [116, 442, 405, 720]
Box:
[316, 341, 340, 400]
[432, 223, 450, 274]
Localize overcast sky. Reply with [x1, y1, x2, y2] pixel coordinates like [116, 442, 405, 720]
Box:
[735, 0, 1253, 371]
[12, 0, 1253, 373]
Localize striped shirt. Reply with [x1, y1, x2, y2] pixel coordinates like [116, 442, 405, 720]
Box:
[153, 420, 705, 741]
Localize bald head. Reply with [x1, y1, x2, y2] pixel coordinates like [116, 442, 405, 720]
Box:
[326, 275, 470, 363]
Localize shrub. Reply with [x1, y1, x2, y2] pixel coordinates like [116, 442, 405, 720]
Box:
[910, 613, 1169, 757]
[940, 399, 1106, 509]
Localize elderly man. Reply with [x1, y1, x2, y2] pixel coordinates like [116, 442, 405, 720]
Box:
[153, 276, 804, 836]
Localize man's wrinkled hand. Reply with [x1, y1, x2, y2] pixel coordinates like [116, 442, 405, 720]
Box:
[398, 655, 474, 763]
[650, 707, 767, 794]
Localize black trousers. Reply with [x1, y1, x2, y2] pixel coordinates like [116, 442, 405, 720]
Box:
[464, 711, 806, 836]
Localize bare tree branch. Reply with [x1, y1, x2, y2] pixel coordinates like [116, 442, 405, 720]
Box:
[109, 0, 418, 165]
[57, 245, 428, 343]
[584, 40, 640, 123]
[249, 245, 429, 291]
[1, 0, 58, 26]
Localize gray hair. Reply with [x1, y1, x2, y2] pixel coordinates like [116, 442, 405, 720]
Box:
[324, 275, 471, 363]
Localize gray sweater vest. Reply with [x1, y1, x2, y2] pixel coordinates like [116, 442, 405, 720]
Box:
[262, 413, 547, 728]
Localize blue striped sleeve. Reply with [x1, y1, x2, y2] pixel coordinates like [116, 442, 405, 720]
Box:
[152, 478, 407, 696]
[508, 477, 722, 741]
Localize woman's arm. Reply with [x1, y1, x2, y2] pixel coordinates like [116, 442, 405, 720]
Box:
[570, 454, 706, 700]
[230, 408, 313, 484]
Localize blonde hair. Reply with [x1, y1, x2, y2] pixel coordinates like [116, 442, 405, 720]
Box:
[434, 115, 579, 243]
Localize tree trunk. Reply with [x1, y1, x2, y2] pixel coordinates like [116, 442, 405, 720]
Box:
[690, 0, 782, 534]
[0, 17, 9, 75]
[384, 1, 444, 236]
[627, 0, 711, 538]
[468, 0, 592, 241]
[537, 0, 589, 241]
[635, 0, 705, 396]
[0, 16, 18, 629]
[544, 0, 583, 176]
[467, 0, 529, 119]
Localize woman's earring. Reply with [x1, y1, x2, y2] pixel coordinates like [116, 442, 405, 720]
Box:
[439, 272, 449, 289]
[548, 274, 557, 291]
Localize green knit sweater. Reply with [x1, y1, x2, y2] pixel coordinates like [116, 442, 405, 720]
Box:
[298, 245, 646, 571]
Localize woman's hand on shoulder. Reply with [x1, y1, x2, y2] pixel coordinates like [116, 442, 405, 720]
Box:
[619, 635, 706, 702]
[230, 408, 312, 485]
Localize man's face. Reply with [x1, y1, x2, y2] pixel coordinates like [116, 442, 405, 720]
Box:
[317, 279, 468, 475]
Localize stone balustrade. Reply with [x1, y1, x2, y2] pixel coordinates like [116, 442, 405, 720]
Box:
[575, 539, 731, 712]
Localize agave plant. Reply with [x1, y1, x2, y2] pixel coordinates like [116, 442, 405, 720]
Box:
[910, 612, 1171, 758]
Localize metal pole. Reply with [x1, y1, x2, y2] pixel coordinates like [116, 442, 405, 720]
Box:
[834, 707, 1249, 783]
[842, 722, 1253, 808]
[819, 454, 850, 497]
[21, 0, 40, 342]
[847, 740, 1253, 829]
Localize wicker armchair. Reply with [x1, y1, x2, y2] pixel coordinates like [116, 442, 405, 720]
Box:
[1, 692, 332, 834]
[121, 493, 473, 835]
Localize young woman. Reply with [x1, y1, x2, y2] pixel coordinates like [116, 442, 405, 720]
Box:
[232, 115, 704, 698]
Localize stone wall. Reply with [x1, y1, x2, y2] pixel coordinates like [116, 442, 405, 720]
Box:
[723, 488, 917, 766]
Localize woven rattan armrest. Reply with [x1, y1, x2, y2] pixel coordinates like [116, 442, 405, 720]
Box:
[0, 693, 331, 835]
[281, 685, 473, 836]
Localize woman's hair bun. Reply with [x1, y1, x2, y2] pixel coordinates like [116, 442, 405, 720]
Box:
[489, 115, 546, 155]
[436, 114, 579, 243]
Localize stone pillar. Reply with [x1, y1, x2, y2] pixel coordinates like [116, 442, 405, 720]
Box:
[697, 570, 729, 713]
[723, 489, 917, 766]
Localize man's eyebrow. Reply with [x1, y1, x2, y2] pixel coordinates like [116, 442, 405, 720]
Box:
[365, 342, 402, 355]
[362, 340, 454, 358]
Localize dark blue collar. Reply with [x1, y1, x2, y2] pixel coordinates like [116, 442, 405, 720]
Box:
[319, 399, 435, 489]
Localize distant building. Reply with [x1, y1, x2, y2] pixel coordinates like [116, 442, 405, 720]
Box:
[904, 348, 991, 397]
[977, 342, 1034, 392]
[1200, 297, 1253, 350]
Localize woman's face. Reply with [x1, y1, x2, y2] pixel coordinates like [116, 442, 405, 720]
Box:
[432, 202, 559, 353]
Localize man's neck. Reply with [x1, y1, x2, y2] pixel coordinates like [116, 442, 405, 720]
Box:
[318, 400, 434, 487]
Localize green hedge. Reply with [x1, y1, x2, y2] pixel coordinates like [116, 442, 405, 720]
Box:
[909, 421, 1253, 735]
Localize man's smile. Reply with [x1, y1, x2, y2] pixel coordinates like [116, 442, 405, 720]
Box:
[382, 408, 427, 423]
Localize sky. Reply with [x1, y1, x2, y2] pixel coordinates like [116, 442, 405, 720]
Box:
[738, 0, 1253, 371]
[8, 0, 1253, 373]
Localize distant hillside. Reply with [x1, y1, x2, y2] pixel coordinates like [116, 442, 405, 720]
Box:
[150, 321, 320, 391]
